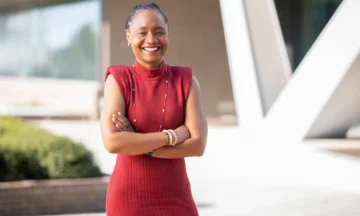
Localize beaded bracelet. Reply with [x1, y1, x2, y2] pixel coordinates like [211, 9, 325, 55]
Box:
[162, 129, 175, 146]
[168, 129, 178, 145]
[164, 130, 170, 145]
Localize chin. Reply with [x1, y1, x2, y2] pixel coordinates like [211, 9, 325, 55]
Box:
[143, 57, 163, 64]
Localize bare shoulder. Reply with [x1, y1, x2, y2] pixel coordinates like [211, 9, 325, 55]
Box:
[191, 75, 201, 89]
[105, 73, 116, 84]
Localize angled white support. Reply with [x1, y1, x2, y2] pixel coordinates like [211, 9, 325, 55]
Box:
[306, 55, 360, 138]
[219, 0, 263, 127]
[243, 0, 292, 113]
[263, 0, 360, 142]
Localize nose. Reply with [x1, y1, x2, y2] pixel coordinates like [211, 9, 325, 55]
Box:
[145, 32, 158, 44]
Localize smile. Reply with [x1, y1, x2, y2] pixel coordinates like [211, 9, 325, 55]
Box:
[142, 47, 160, 52]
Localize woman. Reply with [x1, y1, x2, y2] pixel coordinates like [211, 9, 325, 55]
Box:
[100, 3, 208, 216]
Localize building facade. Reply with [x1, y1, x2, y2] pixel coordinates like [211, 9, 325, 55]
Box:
[1, 0, 359, 139]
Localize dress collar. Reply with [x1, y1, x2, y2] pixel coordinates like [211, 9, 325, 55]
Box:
[133, 60, 167, 79]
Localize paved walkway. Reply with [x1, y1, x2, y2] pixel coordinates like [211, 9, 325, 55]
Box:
[35, 120, 360, 216]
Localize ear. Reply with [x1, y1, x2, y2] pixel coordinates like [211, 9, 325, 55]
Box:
[126, 29, 130, 45]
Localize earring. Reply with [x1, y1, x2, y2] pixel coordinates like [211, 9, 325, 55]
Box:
[127, 42, 130, 47]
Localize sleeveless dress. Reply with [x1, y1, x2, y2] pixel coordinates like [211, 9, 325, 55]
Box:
[104, 61, 199, 216]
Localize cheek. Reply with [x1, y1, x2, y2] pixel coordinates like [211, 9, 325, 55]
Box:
[131, 37, 143, 47]
[131, 44, 142, 56]
[160, 37, 169, 47]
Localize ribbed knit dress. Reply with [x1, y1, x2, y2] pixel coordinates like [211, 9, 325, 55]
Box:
[104, 61, 199, 216]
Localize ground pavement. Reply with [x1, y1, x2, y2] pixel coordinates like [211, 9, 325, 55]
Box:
[35, 120, 360, 216]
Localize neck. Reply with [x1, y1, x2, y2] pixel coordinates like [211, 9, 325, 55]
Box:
[136, 59, 162, 70]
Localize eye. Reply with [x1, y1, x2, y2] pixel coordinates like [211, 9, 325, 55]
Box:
[156, 32, 165, 35]
[137, 32, 147, 36]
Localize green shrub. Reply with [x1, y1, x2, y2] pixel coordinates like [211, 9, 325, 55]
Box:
[0, 147, 48, 181]
[0, 117, 102, 181]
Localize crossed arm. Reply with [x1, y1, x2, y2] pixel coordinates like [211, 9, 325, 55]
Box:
[100, 74, 208, 159]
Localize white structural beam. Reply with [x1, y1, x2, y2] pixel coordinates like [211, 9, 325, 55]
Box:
[306, 55, 360, 138]
[243, 0, 292, 113]
[219, 0, 263, 127]
[263, 0, 360, 142]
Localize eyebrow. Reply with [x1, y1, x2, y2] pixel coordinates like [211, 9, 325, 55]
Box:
[137, 26, 166, 31]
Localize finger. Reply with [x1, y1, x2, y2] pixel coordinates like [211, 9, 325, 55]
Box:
[116, 122, 127, 131]
[112, 117, 124, 129]
[115, 113, 132, 129]
[111, 117, 119, 124]
[115, 115, 130, 126]
[112, 114, 126, 130]
[117, 112, 128, 121]
[112, 113, 127, 124]
[115, 117, 129, 130]
[117, 112, 132, 123]
[111, 116, 120, 127]
[115, 123, 122, 131]
[114, 115, 125, 123]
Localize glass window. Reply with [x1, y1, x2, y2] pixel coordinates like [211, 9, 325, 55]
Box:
[0, 0, 101, 80]
[274, 0, 342, 71]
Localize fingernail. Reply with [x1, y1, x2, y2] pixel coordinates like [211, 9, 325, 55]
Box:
[112, 114, 115, 117]
[118, 112, 121, 115]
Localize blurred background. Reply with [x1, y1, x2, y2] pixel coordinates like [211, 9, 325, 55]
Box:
[0, 0, 359, 215]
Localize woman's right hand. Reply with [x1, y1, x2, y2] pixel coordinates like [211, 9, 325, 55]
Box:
[174, 125, 190, 144]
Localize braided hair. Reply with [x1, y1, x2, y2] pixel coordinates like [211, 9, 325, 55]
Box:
[125, 3, 168, 30]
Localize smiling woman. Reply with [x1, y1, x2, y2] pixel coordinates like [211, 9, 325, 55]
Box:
[100, 2, 208, 216]
[126, 3, 169, 69]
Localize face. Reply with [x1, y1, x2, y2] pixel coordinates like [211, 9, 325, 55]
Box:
[126, 10, 169, 69]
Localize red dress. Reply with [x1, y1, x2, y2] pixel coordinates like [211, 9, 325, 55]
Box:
[104, 61, 198, 216]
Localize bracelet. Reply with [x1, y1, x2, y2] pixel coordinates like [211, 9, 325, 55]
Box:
[168, 129, 178, 145]
[162, 129, 175, 146]
[164, 130, 171, 145]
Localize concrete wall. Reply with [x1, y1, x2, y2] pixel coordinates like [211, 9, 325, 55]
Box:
[306, 55, 360, 138]
[0, 76, 101, 119]
[102, 0, 234, 117]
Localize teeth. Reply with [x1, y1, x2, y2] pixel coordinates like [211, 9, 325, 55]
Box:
[144, 47, 158, 51]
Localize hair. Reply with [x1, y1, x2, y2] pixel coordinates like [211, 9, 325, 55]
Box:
[125, 3, 168, 30]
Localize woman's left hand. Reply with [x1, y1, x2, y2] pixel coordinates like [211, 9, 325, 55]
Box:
[112, 112, 135, 132]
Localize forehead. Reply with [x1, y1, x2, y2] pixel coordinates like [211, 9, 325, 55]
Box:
[130, 9, 167, 29]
